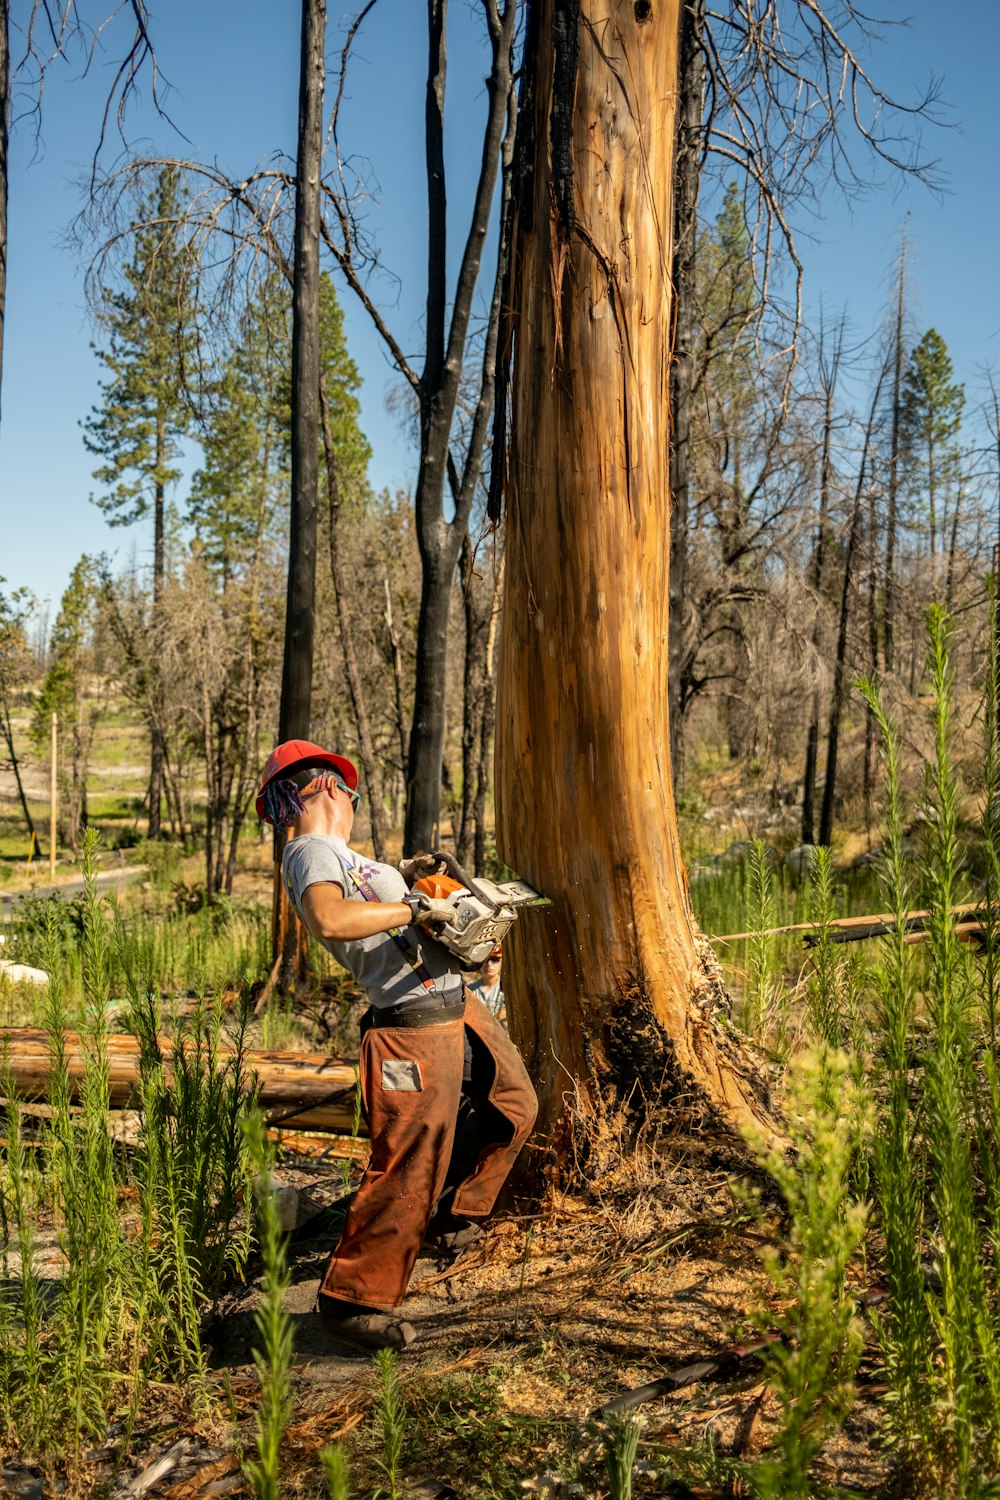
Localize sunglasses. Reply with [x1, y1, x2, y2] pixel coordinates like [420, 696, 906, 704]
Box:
[300, 773, 361, 811]
[331, 774, 361, 811]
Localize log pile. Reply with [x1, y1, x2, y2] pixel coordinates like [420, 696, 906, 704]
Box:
[0, 1028, 366, 1138]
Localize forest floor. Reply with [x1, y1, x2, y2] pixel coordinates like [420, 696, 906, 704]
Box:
[0, 1137, 892, 1500]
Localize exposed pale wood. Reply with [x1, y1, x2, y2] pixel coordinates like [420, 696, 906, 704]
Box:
[269, 1128, 369, 1161]
[710, 902, 985, 946]
[496, 0, 772, 1146]
[0, 1029, 364, 1136]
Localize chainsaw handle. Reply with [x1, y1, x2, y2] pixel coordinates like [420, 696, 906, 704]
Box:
[429, 849, 493, 905]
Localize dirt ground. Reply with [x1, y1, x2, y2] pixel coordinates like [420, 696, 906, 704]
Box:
[0, 1136, 894, 1500]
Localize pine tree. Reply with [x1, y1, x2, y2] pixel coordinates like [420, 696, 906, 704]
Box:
[190, 277, 290, 586]
[83, 164, 196, 836]
[901, 328, 965, 569]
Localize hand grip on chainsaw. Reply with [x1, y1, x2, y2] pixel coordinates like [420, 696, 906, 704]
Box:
[397, 852, 442, 885]
[410, 895, 457, 928]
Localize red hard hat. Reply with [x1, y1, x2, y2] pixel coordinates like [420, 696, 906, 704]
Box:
[256, 740, 359, 822]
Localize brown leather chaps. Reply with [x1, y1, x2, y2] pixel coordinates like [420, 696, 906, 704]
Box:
[319, 990, 537, 1309]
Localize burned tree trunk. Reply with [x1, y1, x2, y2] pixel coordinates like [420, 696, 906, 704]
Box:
[495, 0, 770, 1151]
[271, 0, 325, 990]
[819, 365, 888, 848]
[667, 0, 705, 785]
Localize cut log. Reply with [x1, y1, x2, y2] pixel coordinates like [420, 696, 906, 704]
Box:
[0, 1029, 365, 1137]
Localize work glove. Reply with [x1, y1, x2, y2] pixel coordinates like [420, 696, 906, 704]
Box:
[398, 852, 442, 885]
[409, 896, 457, 928]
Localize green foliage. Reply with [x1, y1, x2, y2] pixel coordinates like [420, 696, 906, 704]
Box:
[374, 1347, 409, 1499]
[603, 1411, 643, 1500]
[737, 839, 780, 1040]
[804, 846, 846, 1046]
[744, 1047, 870, 1500]
[83, 166, 196, 533]
[189, 276, 289, 583]
[855, 614, 1000, 1496]
[900, 328, 965, 561]
[0, 832, 260, 1475]
[322, 1443, 351, 1500]
[31, 556, 104, 852]
[242, 1114, 294, 1500]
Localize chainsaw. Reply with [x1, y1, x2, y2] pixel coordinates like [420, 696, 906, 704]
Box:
[409, 850, 548, 966]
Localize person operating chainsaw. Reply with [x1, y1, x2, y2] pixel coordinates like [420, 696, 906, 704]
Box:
[256, 740, 537, 1355]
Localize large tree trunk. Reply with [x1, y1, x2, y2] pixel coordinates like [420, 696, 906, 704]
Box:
[271, 0, 325, 989]
[495, 0, 769, 1152]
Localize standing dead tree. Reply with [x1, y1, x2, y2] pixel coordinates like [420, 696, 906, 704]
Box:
[81, 0, 519, 858]
[492, 0, 773, 1151]
[666, 0, 943, 783]
[270, 0, 326, 991]
[819, 356, 890, 847]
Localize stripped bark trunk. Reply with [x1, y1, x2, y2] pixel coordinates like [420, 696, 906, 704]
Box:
[495, 0, 772, 1153]
[320, 374, 389, 860]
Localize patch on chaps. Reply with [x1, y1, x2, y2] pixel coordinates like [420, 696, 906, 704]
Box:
[381, 1058, 423, 1092]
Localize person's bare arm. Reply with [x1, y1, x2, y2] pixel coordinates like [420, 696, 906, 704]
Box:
[300, 882, 412, 943]
[298, 884, 456, 944]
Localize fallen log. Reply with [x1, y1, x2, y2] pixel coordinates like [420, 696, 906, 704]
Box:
[711, 902, 987, 948]
[0, 1029, 366, 1137]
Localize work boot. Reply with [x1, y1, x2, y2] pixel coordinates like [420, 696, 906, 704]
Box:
[317, 1293, 415, 1354]
[420, 1212, 484, 1255]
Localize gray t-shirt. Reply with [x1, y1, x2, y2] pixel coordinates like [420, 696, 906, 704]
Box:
[281, 833, 463, 1012]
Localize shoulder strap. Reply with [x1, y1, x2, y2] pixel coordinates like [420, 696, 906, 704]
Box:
[341, 856, 438, 996]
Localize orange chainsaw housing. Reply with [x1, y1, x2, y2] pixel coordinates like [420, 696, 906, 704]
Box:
[411, 874, 468, 901]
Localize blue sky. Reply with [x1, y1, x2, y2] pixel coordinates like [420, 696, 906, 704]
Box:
[1, 0, 997, 612]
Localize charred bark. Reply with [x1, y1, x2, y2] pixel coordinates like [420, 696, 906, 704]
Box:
[819, 365, 888, 848]
[272, 0, 326, 989]
[802, 320, 843, 845]
[457, 533, 500, 870]
[668, 0, 705, 785]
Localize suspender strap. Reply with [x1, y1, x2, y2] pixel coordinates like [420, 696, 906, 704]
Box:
[342, 859, 438, 996]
